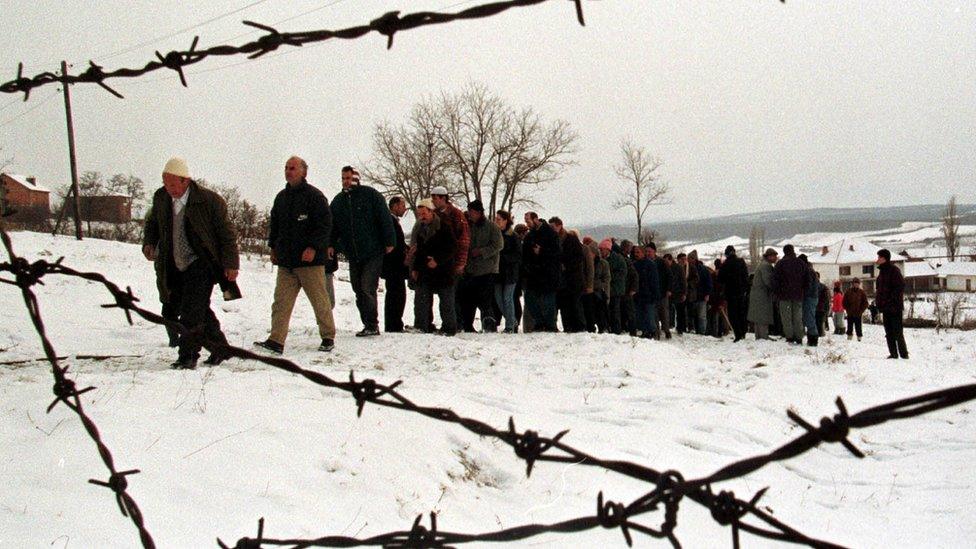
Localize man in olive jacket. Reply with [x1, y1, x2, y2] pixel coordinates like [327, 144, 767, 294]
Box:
[142, 157, 239, 369]
[458, 200, 503, 332]
[329, 166, 396, 337]
[254, 156, 336, 355]
[747, 248, 778, 340]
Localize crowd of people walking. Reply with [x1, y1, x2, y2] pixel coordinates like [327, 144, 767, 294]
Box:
[141, 156, 909, 369]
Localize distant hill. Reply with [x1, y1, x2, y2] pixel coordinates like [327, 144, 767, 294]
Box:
[583, 204, 976, 244]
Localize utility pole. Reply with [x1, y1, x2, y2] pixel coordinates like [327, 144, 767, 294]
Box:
[60, 60, 83, 240]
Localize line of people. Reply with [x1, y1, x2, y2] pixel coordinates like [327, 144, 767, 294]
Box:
[142, 156, 908, 370]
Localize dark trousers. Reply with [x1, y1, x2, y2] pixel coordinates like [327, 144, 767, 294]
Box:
[727, 294, 748, 340]
[582, 292, 597, 332]
[168, 260, 227, 361]
[557, 290, 585, 333]
[882, 311, 909, 358]
[608, 296, 622, 334]
[673, 299, 687, 334]
[621, 295, 637, 336]
[383, 275, 407, 332]
[525, 289, 557, 331]
[591, 291, 609, 333]
[846, 315, 863, 338]
[415, 281, 457, 334]
[459, 274, 497, 332]
[349, 254, 384, 331]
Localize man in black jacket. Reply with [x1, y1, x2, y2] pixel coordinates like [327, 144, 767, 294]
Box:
[647, 242, 672, 339]
[255, 156, 336, 354]
[382, 196, 409, 332]
[522, 212, 560, 332]
[719, 245, 750, 341]
[876, 249, 908, 359]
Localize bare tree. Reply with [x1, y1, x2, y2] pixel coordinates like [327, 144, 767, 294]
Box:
[106, 173, 146, 217]
[942, 195, 960, 261]
[639, 228, 667, 248]
[748, 225, 766, 271]
[203, 181, 269, 259]
[363, 102, 455, 211]
[366, 84, 577, 214]
[612, 140, 670, 242]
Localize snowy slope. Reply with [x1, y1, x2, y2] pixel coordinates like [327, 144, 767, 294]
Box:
[2, 231, 975, 548]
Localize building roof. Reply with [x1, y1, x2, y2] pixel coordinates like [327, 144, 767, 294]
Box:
[935, 262, 976, 277]
[805, 237, 903, 265]
[903, 261, 937, 278]
[1, 173, 51, 193]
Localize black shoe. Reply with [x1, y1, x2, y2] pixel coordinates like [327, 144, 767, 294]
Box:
[886, 355, 898, 359]
[203, 353, 226, 366]
[807, 336, 819, 347]
[318, 338, 335, 352]
[254, 339, 284, 354]
[167, 335, 180, 348]
[900, 354, 909, 360]
[665, 332, 672, 340]
[355, 328, 380, 337]
[435, 329, 457, 337]
[170, 357, 197, 370]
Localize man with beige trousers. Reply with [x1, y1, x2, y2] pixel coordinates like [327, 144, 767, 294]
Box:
[254, 156, 337, 354]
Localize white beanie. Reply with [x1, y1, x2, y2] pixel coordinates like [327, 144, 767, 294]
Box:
[163, 157, 190, 178]
[416, 198, 435, 210]
[430, 185, 448, 196]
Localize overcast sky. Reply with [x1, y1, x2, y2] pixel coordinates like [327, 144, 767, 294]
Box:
[1, 0, 974, 228]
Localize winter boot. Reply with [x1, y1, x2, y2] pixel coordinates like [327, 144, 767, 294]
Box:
[806, 335, 818, 347]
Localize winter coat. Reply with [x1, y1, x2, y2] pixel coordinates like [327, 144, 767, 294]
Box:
[843, 287, 869, 317]
[831, 292, 844, 313]
[669, 262, 686, 302]
[694, 261, 712, 302]
[747, 260, 775, 325]
[439, 203, 470, 273]
[875, 262, 905, 313]
[267, 179, 331, 269]
[381, 213, 408, 280]
[607, 251, 628, 297]
[143, 182, 239, 304]
[558, 232, 587, 295]
[411, 215, 457, 290]
[817, 283, 831, 313]
[626, 258, 639, 296]
[591, 246, 611, 297]
[583, 244, 596, 292]
[330, 184, 396, 263]
[803, 267, 819, 300]
[522, 221, 561, 293]
[653, 256, 671, 297]
[633, 258, 661, 304]
[773, 253, 807, 301]
[718, 254, 750, 298]
[465, 216, 503, 277]
[496, 229, 522, 285]
[686, 251, 701, 302]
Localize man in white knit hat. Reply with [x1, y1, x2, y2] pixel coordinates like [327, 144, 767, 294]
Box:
[142, 157, 239, 369]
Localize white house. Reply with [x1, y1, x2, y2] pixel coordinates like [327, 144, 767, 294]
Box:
[805, 237, 904, 295]
[935, 262, 976, 292]
[903, 260, 938, 292]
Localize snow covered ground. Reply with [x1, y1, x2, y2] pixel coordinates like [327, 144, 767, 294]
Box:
[2, 231, 976, 548]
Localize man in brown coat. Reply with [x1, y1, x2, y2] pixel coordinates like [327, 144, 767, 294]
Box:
[143, 157, 239, 369]
[842, 277, 869, 341]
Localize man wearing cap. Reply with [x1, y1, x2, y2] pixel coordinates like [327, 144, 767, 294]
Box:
[458, 199, 502, 332]
[254, 156, 336, 355]
[411, 198, 458, 335]
[329, 166, 396, 337]
[142, 157, 239, 369]
[876, 249, 908, 359]
[748, 248, 778, 340]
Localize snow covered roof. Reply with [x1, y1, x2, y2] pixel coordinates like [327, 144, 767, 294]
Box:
[1, 173, 51, 193]
[935, 262, 976, 277]
[903, 261, 937, 278]
[805, 237, 904, 265]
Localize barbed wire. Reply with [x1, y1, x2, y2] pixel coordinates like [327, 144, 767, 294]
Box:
[0, 0, 588, 101]
[3, 223, 973, 548]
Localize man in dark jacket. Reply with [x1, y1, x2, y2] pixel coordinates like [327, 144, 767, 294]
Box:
[632, 246, 660, 339]
[521, 212, 560, 331]
[620, 240, 640, 336]
[550, 217, 586, 333]
[254, 156, 336, 354]
[382, 196, 409, 332]
[718, 245, 750, 341]
[647, 243, 672, 339]
[667, 254, 687, 335]
[876, 249, 908, 358]
[843, 277, 869, 340]
[329, 166, 396, 337]
[772, 244, 806, 344]
[459, 200, 503, 332]
[142, 157, 239, 369]
[412, 199, 458, 336]
[605, 240, 628, 335]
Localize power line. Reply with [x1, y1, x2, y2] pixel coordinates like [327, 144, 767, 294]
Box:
[93, 0, 277, 63]
[0, 91, 61, 128]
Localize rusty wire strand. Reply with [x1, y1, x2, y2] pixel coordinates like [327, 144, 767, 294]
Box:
[5, 225, 973, 547]
[1, 0, 591, 100]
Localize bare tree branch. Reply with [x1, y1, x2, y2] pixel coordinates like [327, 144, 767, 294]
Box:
[612, 139, 670, 242]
